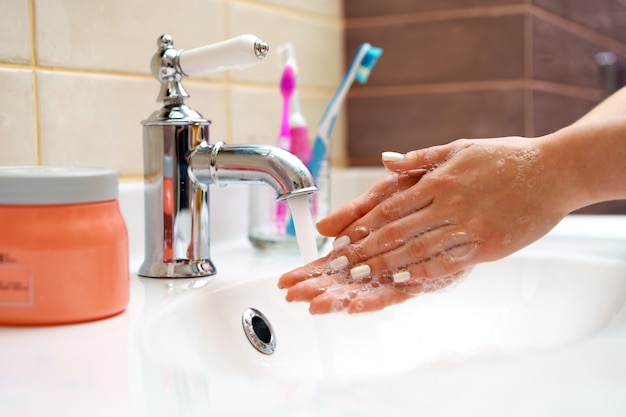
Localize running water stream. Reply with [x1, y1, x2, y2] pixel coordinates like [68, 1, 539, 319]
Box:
[286, 194, 318, 263]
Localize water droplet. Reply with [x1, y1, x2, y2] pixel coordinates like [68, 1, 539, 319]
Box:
[439, 231, 479, 263]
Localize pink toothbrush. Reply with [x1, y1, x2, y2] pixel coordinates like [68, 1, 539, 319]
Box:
[277, 65, 296, 150]
[281, 43, 311, 163]
[274, 64, 296, 234]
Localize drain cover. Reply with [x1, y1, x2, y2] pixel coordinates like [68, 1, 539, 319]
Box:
[242, 308, 276, 354]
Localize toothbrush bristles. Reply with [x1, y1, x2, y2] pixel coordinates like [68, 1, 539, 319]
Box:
[280, 65, 296, 94]
[355, 46, 383, 83]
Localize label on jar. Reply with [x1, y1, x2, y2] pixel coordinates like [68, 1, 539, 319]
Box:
[0, 253, 33, 307]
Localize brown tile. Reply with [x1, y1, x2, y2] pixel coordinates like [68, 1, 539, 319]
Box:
[347, 89, 525, 162]
[533, 0, 626, 43]
[344, 0, 523, 18]
[531, 90, 599, 136]
[532, 15, 624, 89]
[346, 15, 525, 86]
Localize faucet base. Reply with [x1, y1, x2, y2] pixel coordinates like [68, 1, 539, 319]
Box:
[138, 259, 216, 279]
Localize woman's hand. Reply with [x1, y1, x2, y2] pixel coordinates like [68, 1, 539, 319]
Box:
[279, 136, 572, 314]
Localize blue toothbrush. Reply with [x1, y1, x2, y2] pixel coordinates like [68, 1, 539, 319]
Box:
[286, 43, 383, 236]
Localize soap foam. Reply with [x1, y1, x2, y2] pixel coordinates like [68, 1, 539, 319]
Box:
[394, 269, 469, 296]
[424, 149, 440, 163]
[506, 145, 542, 188]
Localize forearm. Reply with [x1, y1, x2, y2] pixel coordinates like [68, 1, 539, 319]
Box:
[573, 86, 626, 125]
[542, 116, 626, 211]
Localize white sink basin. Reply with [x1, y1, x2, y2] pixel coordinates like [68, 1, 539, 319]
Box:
[138, 236, 626, 384]
[3, 182, 626, 417]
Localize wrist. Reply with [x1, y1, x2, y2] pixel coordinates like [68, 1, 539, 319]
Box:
[540, 119, 626, 212]
[528, 133, 583, 215]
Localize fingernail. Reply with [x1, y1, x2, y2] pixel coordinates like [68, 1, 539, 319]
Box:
[393, 271, 411, 283]
[406, 168, 428, 177]
[350, 265, 371, 281]
[382, 151, 404, 162]
[351, 226, 371, 241]
[329, 255, 349, 271]
[332, 235, 351, 251]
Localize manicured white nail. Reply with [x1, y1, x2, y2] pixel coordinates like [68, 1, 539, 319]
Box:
[350, 265, 371, 281]
[332, 235, 351, 251]
[382, 151, 404, 162]
[329, 255, 349, 271]
[393, 271, 411, 283]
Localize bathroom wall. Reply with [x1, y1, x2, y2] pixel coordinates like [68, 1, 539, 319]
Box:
[0, 0, 345, 178]
[343, 0, 626, 213]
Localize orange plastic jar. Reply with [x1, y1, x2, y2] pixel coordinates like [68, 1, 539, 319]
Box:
[0, 166, 129, 325]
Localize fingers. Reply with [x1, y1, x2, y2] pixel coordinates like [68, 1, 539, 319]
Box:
[382, 141, 471, 174]
[279, 259, 471, 316]
[323, 180, 434, 255]
[282, 267, 465, 315]
[316, 172, 423, 237]
[284, 274, 414, 314]
[310, 285, 413, 314]
[280, 253, 417, 314]
[280, 250, 471, 315]
[347, 226, 480, 285]
[290, 271, 463, 314]
[396, 269, 470, 296]
[277, 256, 328, 289]
[336, 207, 448, 265]
[284, 275, 338, 302]
[323, 143, 467, 246]
[315, 175, 396, 237]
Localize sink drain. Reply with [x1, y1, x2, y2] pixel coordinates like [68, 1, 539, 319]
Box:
[242, 308, 276, 354]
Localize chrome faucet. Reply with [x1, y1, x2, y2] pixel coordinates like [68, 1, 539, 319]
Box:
[139, 34, 317, 279]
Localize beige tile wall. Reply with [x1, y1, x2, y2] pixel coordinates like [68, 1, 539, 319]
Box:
[0, 0, 345, 179]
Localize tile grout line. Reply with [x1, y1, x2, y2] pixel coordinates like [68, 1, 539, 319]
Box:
[223, 1, 233, 143]
[230, 0, 342, 27]
[0, 63, 154, 80]
[528, 5, 626, 54]
[29, 0, 41, 166]
[345, 5, 528, 28]
[523, 7, 534, 136]
[347, 79, 603, 101]
[345, 4, 626, 54]
[0, 62, 335, 96]
[0, 61, 337, 96]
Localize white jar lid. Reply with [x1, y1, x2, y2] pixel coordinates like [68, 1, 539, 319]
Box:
[0, 166, 119, 205]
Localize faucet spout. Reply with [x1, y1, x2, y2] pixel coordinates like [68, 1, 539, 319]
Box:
[138, 116, 317, 279]
[191, 141, 317, 200]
